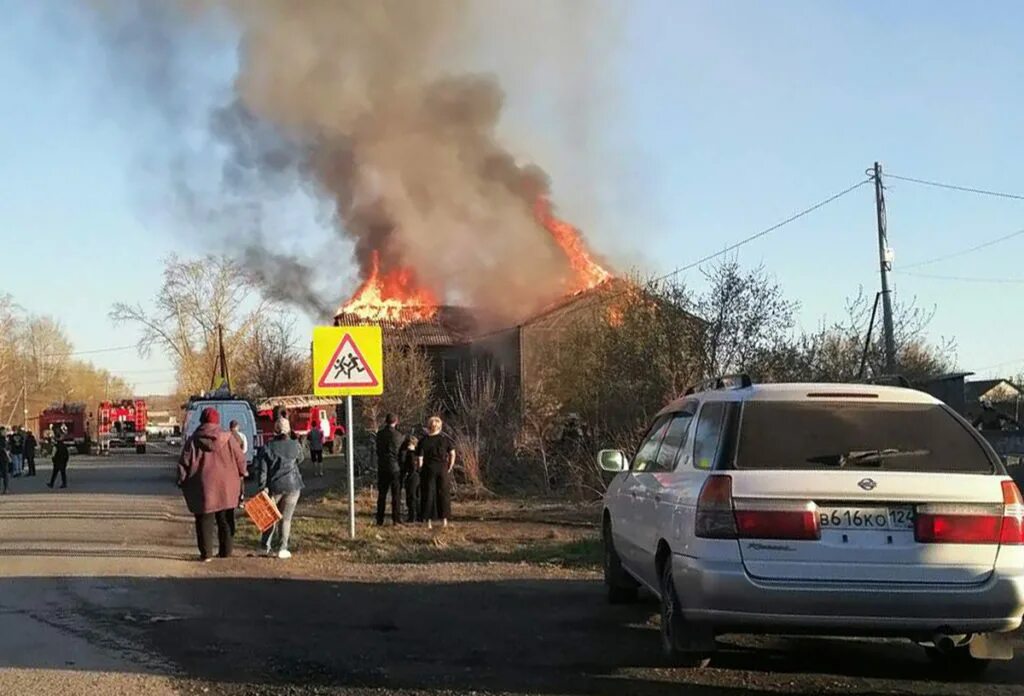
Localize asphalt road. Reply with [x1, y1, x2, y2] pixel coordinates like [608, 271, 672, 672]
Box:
[2, 451, 1024, 695]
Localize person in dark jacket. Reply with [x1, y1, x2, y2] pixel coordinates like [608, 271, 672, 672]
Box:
[23, 431, 37, 477]
[9, 427, 24, 477]
[308, 420, 325, 477]
[416, 416, 456, 530]
[48, 440, 70, 489]
[178, 407, 247, 561]
[255, 418, 305, 559]
[375, 414, 404, 526]
[0, 428, 9, 494]
[400, 435, 420, 523]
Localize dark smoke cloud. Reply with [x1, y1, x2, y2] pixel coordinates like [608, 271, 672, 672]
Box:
[92, 0, 615, 323]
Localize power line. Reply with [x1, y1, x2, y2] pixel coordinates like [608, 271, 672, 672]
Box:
[551, 178, 872, 320]
[660, 178, 873, 280]
[973, 356, 1024, 374]
[887, 173, 1024, 202]
[894, 270, 1024, 284]
[42, 344, 138, 358]
[899, 226, 1024, 270]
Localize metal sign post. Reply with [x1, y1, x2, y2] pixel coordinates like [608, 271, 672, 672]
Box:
[311, 326, 384, 542]
[346, 395, 356, 539]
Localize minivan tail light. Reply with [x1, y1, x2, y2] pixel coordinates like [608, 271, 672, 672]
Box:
[914, 486, 1023, 545]
[1000, 480, 1024, 545]
[914, 513, 1002, 544]
[695, 475, 736, 539]
[734, 505, 820, 541]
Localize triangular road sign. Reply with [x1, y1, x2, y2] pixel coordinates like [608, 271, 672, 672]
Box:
[317, 333, 380, 389]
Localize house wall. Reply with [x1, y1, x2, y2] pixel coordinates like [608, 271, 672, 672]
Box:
[917, 376, 968, 414]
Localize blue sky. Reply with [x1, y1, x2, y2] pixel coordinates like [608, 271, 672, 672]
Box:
[2, 1, 1023, 394]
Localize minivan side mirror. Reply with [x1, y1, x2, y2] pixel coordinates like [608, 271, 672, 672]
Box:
[598, 449, 628, 473]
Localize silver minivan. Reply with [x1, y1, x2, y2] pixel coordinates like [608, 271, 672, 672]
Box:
[600, 377, 1024, 675]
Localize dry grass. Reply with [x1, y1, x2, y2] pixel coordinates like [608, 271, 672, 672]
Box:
[239, 489, 602, 569]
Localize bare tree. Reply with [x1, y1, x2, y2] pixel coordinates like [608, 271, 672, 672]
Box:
[242, 315, 308, 398]
[447, 360, 505, 493]
[696, 261, 798, 378]
[360, 339, 434, 433]
[0, 295, 130, 425]
[110, 255, 270, 395]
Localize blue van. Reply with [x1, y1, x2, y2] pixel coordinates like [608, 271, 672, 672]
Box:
[182, 395, 259, 471]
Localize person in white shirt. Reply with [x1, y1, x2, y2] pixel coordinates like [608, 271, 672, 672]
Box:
[229, 420, 249, 508]
[229, 420, 249, 454]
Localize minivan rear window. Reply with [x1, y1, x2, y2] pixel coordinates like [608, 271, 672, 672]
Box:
[734, 401, 995, 473]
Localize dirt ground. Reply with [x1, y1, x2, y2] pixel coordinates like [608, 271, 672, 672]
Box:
[3, 450, 1024, 696]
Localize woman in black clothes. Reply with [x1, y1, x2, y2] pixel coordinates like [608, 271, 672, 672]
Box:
[415, 417, 456, 530]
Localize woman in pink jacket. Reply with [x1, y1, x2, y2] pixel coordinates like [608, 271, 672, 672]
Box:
[178, 408, 247, 561]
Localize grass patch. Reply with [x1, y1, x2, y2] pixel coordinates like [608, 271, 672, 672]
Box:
[237, 497, 601, 569]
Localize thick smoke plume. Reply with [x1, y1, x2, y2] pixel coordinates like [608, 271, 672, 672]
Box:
[100, 0, 612, 323]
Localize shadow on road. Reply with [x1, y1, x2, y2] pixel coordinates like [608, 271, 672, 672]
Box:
[1, 573, 1020, 695]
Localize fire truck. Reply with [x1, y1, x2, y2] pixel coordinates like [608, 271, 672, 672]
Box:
[38, 402, 89, 454]
[97, 399, 148, 454]
[255, 395, 346, 452]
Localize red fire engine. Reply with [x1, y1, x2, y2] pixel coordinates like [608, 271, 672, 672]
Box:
[255, 396, 345, 452]
[97, 399, 148, 454]
[38, 402, 89, 454]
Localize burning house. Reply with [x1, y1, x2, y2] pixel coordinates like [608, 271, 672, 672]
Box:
[332, 198, 621, 406]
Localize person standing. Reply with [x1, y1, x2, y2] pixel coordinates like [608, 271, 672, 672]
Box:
[23, 430, 37, 477]
[375, 414, 404, 526]
[400, 435, 420, 523]
[47, 440, 69, 489]
[229, 419, 249, 508]
[308, 420, 325, 477]
[415, 416, 456, 530]
[9, 427, 24, 478]
[229, 420, 249, 456]
[0, 428, 10, 494]
[178, 407, 247, 562]
[255, 418, 305, 559]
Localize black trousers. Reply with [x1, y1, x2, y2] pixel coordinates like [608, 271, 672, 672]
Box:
[195, 509, 235, 559]
[49, 462, 67, 487]
[420, 465, 451, 521]
[376, 469, 401, 524]
[402, 468, 421, 522]
[26, 454, 35, 476]
[310, 450, 323, 464]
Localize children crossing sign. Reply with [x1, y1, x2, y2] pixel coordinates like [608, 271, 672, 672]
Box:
[312, 326, 384, 397]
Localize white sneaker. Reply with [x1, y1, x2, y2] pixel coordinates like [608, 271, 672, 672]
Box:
[277, 549, 292, 560]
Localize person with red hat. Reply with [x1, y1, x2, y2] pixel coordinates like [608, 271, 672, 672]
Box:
[178, 407, 247, 561]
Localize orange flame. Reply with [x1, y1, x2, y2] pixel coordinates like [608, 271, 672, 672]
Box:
[534, 197, 612, 293]
[338, 251, 439, 322]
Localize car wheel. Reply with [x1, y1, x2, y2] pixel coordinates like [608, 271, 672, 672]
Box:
[924, 645, 992, 679]
[660, 560, 711, 668]
[603, 521, 638, 604]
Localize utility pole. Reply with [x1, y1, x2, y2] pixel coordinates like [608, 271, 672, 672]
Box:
[218, 324, 231, 392]
[872, 162, 898, 374]
[22, 363, 28, 428]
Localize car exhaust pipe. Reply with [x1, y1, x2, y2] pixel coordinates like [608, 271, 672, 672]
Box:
[931, 633, 970, 654]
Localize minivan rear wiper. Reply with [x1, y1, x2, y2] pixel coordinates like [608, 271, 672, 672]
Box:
[806, 448, 930, 467]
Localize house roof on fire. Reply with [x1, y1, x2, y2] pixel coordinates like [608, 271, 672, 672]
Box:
[334, 306, 478, 347]
[333, 279, 703, 348]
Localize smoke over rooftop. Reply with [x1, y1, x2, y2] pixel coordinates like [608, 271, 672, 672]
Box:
[95, 0, 616, 324]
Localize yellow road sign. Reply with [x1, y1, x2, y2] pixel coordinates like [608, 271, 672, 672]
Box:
[312, 326, 384, 397]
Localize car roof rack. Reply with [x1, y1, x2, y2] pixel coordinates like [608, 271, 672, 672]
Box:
[685, 373, 753, 396]
[863, 374, 912, 388]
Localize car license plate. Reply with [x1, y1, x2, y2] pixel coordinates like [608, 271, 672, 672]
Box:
[818, 506, 914, 531]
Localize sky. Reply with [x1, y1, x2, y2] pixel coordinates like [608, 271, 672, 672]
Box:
[1, 0, 1023, 395]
